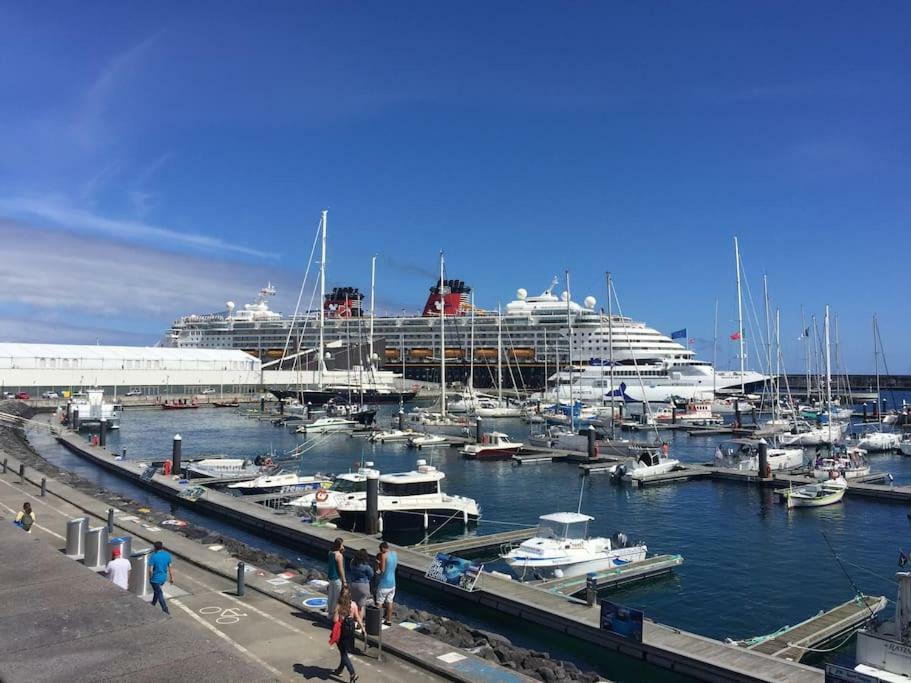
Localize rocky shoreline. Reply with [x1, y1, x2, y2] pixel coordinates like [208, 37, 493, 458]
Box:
[0, 402, 601, 683]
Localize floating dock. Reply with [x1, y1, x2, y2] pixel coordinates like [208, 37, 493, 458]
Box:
[745, 595, 886, 662]
[410, 528, 537, 556]
[534, 554, 684, 597]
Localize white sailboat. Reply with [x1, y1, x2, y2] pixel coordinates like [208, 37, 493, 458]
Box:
[854, 315, 901, 453]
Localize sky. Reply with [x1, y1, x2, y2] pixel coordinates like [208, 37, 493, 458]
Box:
[1, 2, 909, 373]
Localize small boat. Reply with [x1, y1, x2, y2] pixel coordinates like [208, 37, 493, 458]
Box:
[460, 432, 523, 460]
[409, 434, 449, 449]
[714, 439, 805, 472]
[653, 399, 723, 426]
[611, 447, 680, 481]
[369, 429, 416, 443]
[295, 416, 357, 434]
[161, 400, 199, 410]
[286, 464, 379, 519]
[501, 512, 647, 580]
[779, 475, 847, 508]
[849, 572, 905, 680]
[334, 460, 480, 532]
[810, 447, 870, 480]
[228, 472, 330, 495]
[856, 430, 902, 452]
[186, 458, 252, 478]
[213, 400, 240, 408]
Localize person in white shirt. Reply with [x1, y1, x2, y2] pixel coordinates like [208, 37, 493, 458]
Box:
[105, 548, 131, 590]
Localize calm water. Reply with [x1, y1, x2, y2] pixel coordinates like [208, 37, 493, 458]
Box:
[28, 393, 911, 680]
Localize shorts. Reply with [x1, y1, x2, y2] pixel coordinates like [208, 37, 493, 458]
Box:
[376, 586, 396, 605]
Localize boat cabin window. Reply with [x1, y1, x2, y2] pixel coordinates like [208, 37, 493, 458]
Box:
[380, 480, 440, 496]
[536, 519, 588, 540]
[333, 479, 365, 494]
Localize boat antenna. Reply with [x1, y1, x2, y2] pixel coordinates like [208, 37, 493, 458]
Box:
[576, 470, 588, 515]
[820, 531, 878, 620]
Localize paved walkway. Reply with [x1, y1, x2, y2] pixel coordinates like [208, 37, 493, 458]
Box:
[0, 457, 440, 683]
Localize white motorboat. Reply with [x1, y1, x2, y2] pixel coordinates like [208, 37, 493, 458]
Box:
[186, 458, 253, 478]
[901, 435, 911, 456]
[228, 472, 330, 495]
[460, 432, 524, 460]
[295, 416, 358, 434]
[409, 434, 449, 448]
[527, 425, 635, 458]
[850, 572, 907, 681]
[501, 513, 647, 580]
[714, 439, 805, 472]
[369, 428, 417, 443]
[810, 447, 870, 480]
[286, 464, 379, 518]
[779, 475, 847, 508]
[654, 399, 723, 426]
[611, 448, 680, 481]
[334, 460, 480, 532]
[857, 430, 902, 452]
[711, 396, 755, 415]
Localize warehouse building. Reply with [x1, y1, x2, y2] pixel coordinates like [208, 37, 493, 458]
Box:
[0, 343, 262, 397]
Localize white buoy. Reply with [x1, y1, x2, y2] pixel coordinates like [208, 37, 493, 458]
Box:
[423, 511, 429, 530]
[463, 508, 468, 525]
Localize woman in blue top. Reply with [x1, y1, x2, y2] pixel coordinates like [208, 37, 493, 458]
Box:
[348, 548, 374, 612]
[326, 538, 346, 624]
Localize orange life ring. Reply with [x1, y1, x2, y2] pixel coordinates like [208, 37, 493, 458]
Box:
[315, 489, 329, 502]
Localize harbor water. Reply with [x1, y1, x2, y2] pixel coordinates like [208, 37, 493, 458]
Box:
[26, 395, 911, 679]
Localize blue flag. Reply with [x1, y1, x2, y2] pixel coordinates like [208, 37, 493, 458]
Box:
[671, 328, 687, 340]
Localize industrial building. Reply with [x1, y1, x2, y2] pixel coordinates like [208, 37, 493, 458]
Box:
[0, 343, 262, 397]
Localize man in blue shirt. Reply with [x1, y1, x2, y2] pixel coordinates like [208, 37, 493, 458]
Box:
[148, 541, 174, 615]
[376, 542, 397, 626]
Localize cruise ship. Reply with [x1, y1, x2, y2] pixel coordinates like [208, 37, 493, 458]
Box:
[161, 279, 765, 399]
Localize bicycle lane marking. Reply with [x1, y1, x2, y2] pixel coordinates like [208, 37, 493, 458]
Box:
[170, 598, 285, 679]
[0, 498, 65, 540]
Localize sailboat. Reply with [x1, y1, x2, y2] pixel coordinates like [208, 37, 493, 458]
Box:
[854, 315, 901, 452]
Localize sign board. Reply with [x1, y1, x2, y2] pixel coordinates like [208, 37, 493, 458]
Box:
[600, 601, 644, 642]
[824, 664, 878, 683]
[425, 553, 483, 592]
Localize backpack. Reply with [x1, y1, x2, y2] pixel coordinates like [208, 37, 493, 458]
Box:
[19, 513, 33, 531]
[340, 615, 356, 643]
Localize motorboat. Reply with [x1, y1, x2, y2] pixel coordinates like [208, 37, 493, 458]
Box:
[714, 439, 805, 472]
[711, 396, 755, 415]
[810, 446, 870, 480]
[500, 513, 647, 580]
[409, 433, 449, 449]
[527, 425, 635, 458]
[460, 432, 524, 460]
[610, 447, 680, 481]
[779, 475, 847, 509]
[653, 400, 723, 426]
[186, 458, 253, 478]
[369, 428, 417, 443]
[849, 572, 908, 680]
[286, 464, 379, 518]
[856, 429, 902, 453]
[325, 399, 377, 426]
[228, 472, 330, 495]
[295, 416, 358, 434]
[334, 460, 480, 532]
[901, 435, 911, 456]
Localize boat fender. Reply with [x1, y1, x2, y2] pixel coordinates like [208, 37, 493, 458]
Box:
[315, 489, 329, 502]
[163, 460, 172, 476]
[763, 463, 772, 478]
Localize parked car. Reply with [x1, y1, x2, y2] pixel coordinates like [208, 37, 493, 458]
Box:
[2, 392, 14, 399]
[14, 392, 30, 400]
[201, 388, 217, 395]
[41, 391, 59, 399]
[125, 389, 143, 397]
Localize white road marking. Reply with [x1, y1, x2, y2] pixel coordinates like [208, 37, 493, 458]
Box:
[170, 598, 286, 679]
[0, 471, 71, 517]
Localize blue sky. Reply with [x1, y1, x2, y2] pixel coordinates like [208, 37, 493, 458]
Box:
[1, 2, 909, 372]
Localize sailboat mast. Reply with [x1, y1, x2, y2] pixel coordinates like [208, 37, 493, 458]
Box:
[774, 308, 781, 421]
[824, 305, 833, 443]
[369, 255, 376, 370]
[874, 314, 881, 426]
[565, 270, 574, 430]
[712, 299, 718, 397]
[497, 303, 503, 404]
[439, 252, 447, 417]
[469, 292, 475, 394]
[763, 274, 772, 401]
[607, 272, 615, 438]
[318, 209, 327, 389]
[734, 236, 745, 394]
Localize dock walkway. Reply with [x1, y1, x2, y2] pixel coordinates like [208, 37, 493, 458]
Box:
[410, 528, 536, 556]
[534, 554, 684, 597]
[747, 596, 886, 662]
[48, 421, 834, 682]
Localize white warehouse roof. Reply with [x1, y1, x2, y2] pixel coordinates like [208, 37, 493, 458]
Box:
[0, 343, 259, 371]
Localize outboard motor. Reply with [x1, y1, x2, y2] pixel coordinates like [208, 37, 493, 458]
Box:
[611, 531, 628, 548]
[610, 464, 626, 481]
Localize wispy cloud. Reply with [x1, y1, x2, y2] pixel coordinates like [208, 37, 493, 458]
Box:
[0, 196, 275, 258]
[0, 221, 296, 330]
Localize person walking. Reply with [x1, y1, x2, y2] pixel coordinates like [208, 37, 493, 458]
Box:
[376, 541, 397, 626]
[348, 548, 374, 612]
[14, 502, 35, 533]
[148, 541, 173, 615]
[326, 538, 346, 624]
[105, 548, 131, 590]
[331, 586, 364, 682]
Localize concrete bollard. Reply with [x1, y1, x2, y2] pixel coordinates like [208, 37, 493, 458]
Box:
[397, 410, 404, 431]
[758, 441, 769, 478]
[107, 507, 115, 533]
[585, 573, 597, 607]
[366, 471, 380, 535]
[260, 397, 265, 413]
[108, 536, 132, 561]
[734, 403, 741, 430]
[73, 409, 80, 431]
[587, 426, 597, 459]
[365, 603, 383, 661]
[279, 400, 285, 415]
[236, 561, 246, 597]
[476, 417, 483, 444]
[671, 405, 677, 425]
[172, 434, 182, 476]
[129, 549, 152, 598]
[18, 463, 25, 483]
[65, 517, 87, 559]
[2, 457, 7, 473]
[40, 477, 46, 496]
[863, 403, 868, 421]
[307, 402, 312, 419]
[122, 448, 127, 460]
[83, 526, 109, 571]
[99, 418, 108, 447]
